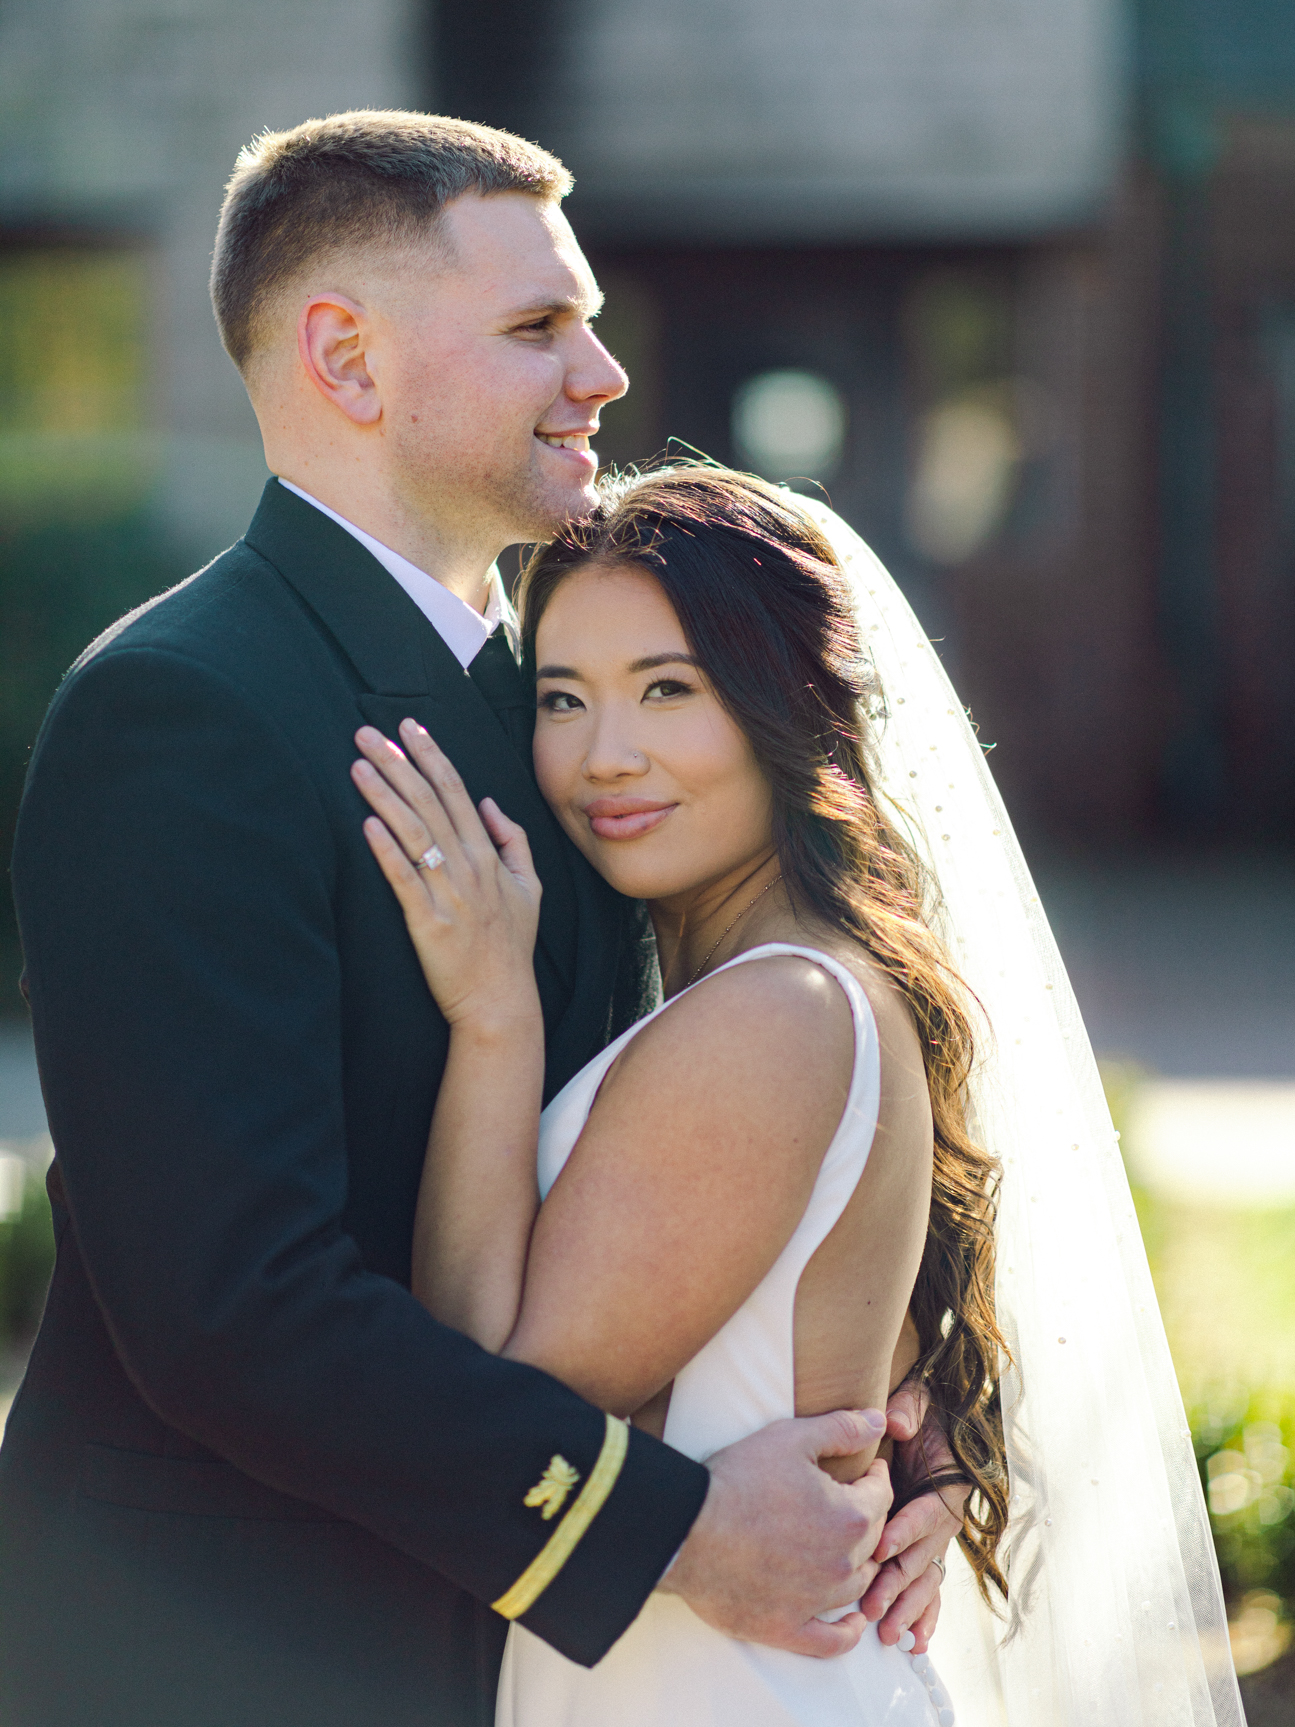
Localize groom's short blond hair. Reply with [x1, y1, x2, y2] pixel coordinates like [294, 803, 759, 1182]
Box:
[211, 109, 573, 374]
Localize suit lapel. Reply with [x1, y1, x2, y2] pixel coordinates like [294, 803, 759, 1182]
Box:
[243, 480, 593, 1006]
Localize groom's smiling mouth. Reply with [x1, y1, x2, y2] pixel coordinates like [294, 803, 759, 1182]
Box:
[535, 425, 598, 470]
[583, 797, 676, 840]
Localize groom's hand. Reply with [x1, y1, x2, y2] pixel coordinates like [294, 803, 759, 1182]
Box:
[657, 1409, 892, 1657]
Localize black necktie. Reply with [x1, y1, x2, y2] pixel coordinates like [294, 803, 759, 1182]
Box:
[468, 629, 535, 759]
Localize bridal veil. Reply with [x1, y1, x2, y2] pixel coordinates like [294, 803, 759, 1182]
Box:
[797, 498, 1245, 1727]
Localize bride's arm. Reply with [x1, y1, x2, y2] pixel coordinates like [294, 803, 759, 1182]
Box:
[356, 724, 871, 1426]
[497, 959, 856, 1415]
[352, 721, 544, 1349]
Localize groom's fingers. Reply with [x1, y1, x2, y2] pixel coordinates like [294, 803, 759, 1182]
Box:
[782, 1610, 867, 1659]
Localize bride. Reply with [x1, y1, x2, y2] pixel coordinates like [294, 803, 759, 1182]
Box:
[351, 466, 1243, 1727]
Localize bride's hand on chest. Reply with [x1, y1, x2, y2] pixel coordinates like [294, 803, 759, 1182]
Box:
[351, 719, 542, 1031]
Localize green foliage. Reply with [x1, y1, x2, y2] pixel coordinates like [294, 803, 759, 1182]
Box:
[0, 1165, 55, 1344]
[1102, 1062, 1295, 1643]
[0, 251, 148, 437]
[1193, 1393, 1295, 1606]
[0, 508, 187, 1010]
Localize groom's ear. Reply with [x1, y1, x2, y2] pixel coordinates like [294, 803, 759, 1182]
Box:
[298, 293, 382, 426]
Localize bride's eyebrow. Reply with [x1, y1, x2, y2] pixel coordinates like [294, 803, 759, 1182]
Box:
[534, 653, 700, 680]
[627, 653, 701, 674]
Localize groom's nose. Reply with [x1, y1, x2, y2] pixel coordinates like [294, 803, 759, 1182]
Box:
[566, 325, 628, 409]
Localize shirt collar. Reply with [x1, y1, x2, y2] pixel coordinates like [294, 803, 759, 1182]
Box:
[276, 479, 518, 670]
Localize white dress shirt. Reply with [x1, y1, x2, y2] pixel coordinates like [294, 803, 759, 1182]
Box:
[278, 479, 518, 670]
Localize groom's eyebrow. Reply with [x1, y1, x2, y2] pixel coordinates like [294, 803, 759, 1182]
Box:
[504, 285, 605, 322]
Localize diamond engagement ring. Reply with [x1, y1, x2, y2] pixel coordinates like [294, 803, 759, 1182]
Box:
[416, 844, 446, 872]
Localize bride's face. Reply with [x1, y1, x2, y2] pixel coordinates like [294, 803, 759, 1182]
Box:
[532, 560, 775, 902]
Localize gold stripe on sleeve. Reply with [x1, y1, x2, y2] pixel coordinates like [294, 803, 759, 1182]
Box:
[491, 1413, 630, 1621]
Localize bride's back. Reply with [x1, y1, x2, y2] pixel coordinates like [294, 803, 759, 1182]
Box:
[625, 920, 935, 1481]
[786, 929, 932, 1472]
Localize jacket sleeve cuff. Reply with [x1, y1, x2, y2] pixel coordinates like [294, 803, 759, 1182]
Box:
[509, 1421, 709, 1668]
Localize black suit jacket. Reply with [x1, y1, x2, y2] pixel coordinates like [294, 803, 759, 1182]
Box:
[1, 481, 707, 1727]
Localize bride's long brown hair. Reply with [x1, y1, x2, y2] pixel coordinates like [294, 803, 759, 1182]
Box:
[519, 465, 1009, 1601]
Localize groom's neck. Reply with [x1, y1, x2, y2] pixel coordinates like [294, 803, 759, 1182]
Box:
[274, 461, 504, 612]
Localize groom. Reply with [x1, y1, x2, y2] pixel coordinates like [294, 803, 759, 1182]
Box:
[2, 112, 959, 1726]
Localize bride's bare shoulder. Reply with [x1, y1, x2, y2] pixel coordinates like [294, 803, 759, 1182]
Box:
[800, 933, 925, 1063]
[602, 949, 857, 1119]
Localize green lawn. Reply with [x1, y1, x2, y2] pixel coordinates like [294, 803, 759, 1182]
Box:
[1111, 1065, 1295, 1674]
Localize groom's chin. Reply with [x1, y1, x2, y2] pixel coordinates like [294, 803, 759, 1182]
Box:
[513, 483, 601, 545]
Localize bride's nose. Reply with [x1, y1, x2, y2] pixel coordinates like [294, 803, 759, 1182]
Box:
[581, 711, 651, 782]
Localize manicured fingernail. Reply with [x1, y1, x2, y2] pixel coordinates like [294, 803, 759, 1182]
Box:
[861, 1409, 886, 1436]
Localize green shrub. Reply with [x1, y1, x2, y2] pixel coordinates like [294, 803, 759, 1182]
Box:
[0, 1162, 55, 1344]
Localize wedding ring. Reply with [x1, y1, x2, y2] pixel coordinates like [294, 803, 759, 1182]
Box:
[931, 1555, 946, 1580]
[416, 844, 445, 872]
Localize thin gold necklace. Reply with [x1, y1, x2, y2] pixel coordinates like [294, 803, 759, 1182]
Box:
[684, 874, 783, 989]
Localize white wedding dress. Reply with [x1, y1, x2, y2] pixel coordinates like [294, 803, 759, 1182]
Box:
[496, 941, 955, 1727]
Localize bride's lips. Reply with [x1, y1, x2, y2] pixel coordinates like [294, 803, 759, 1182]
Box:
[583, 798, 677, 840]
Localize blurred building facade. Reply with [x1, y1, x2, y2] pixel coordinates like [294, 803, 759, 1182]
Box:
[444, 0, 1295, 847]
[0, 0, 1292, 890]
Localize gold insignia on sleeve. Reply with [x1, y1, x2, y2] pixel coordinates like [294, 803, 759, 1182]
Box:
[492, 1415, 630, 1621]
[524, 1454, 581, 1521]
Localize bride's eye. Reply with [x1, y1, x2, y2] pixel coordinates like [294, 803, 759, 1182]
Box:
[644, 678, 694, 701]
[537, 689, 584, 713]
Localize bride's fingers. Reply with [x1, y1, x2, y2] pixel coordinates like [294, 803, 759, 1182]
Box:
[361, 817, 446, 928]
[479, 798, 540, 895]
[353, 728, 464, 859]
[869, 1553, 943, 1645]
[906, 1590, 940, 1654]
[351, 756, 447, 867]
[398, 720, 493, 852]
